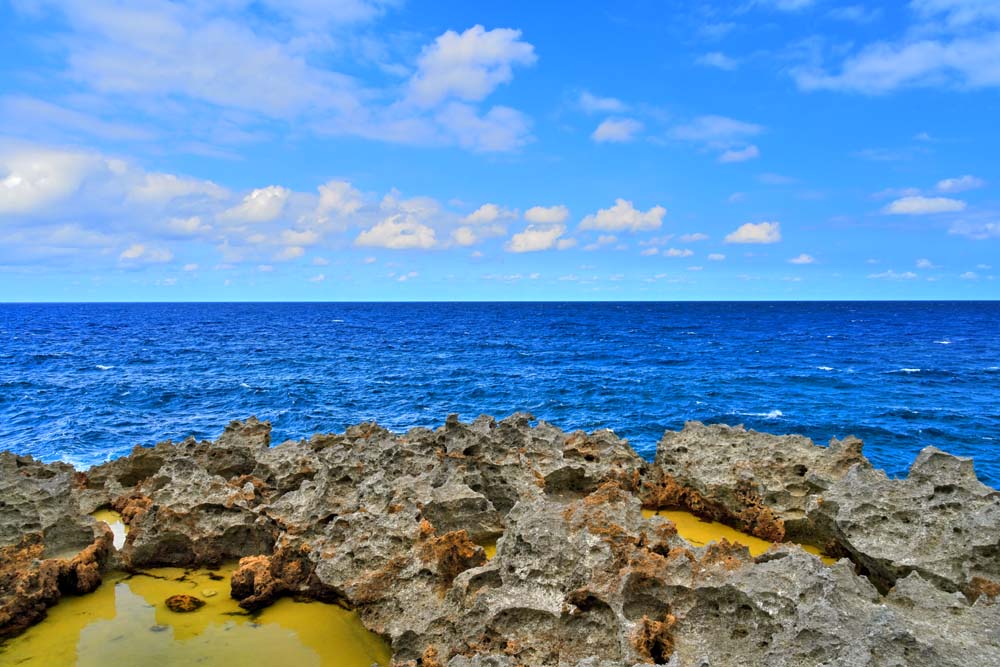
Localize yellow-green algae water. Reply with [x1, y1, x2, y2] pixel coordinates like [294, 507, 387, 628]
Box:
[92, 508, 128, 550]
[642, 509, 836, 565]
[0, 564, 392, 666]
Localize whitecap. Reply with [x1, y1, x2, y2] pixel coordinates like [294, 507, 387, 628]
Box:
[96, 364, 114, 371]
[817, 366, 834, 371]
[899, 368, 921, 373]
[935, 340, 952, 345]
[765, 409, 783, 419]
[240, 382, 251, 388]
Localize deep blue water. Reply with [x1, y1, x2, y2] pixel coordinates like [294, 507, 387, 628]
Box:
[1, 302, 998, 486]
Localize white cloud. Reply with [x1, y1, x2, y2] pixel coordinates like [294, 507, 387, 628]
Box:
[434, 102, 532, 152]
[591, 118, 643, 143]
[579, 91, 627, 113]
[505, 224, 566, 252]
[280, 229, 320, 246]
[719, 145, 760, 163]
[671, 115, 762, 143]
[355, 214, 437, 249]
[8, 5, 535, 154]
[308, 273, 326, 282]
[219, 186, 291, 223]
[664, 248, 694, 258]
[0, 146, 99, 214]
[708, 253, 726, 261]
[868, 270, 918, 280]
[165, 216, 211, 236]
[451, 223, 506, 246]
[579, 198, 665, 232]
[407, 25, 537, 107]
[936, 175, 985, 193]
[641, 248, 659, 256]
[130, 172, 228, 203]
[916, 258, 936, 269]
[317, 180, 364, 218]
[678, 233, 709, 242]
[960, 271, 979, 280]
[788, 253, 815, 264]
[724, 222, 782, 244]
[119, 243, 173, 263]
[794, 2, 1000, 94]
[583, 234, 618, 251]
[760, 0, 816, 10]
[465, 203, 517, 224]
[556, 238, 577, 250]
[883, 196, 966, 215]
[274, 245, 305, 261]
[183, 263, 198, 271]
[524, 205, 569, 224]
[696, 52, 739, 70]
[949, 220, 1000, 239]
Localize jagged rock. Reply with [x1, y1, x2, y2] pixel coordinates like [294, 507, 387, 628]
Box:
[1, 415, 998, 666]
[649, 422, 1000, 596]
[165, 594, 205, 613]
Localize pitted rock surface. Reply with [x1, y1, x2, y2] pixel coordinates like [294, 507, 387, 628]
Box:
[0, 415, 998, 666]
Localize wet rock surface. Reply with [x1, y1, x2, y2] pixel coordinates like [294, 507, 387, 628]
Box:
[1, 416, 999, 665]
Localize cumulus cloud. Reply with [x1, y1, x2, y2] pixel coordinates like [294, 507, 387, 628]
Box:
[407, 25, 537, 107]
[936, 175, 985, 193]
[505, 225, 566, 252]
[696, 52, 739, 70]
[788, 253, 815, 264]
[916, 258, 936, 269]
[130, 172, 228, 203]
[883, 196, 966, 215]
[434, 102, 533, 152]
[725, 222, 782, 244]
[671, 115, 762, 143]
[718, 145, 760, 163]
[7, 5, 536, 154]
[591, 118, 643, 143]
[355, 214, 437, 249]
[580, 198, 665, 232]
[0, 146, 100, 214]
[524, 205, 569, 224]
[119, 243, 173, 263]
[465, 203, 517, 224]
[317, 180, 364, 218]
[708, 253, 726, 261]
[578, 91, 627, 113]
[949, 220, 1000, 239]
[794, 2, 1000, 94]
[664, 248, 694, 258]
[218, 186, 291, 223]
[868, 269, 918, 280]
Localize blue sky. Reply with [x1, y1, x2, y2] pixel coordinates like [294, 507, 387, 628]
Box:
[0, 0, 998, 301]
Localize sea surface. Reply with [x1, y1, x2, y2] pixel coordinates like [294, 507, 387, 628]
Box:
[1, 302, 998, 485]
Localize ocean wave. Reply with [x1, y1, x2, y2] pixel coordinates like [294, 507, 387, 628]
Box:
[95, 364, 114, 371]
[817, 366, 834, 371]
[935, 340, 952, 345]
[737, 410, 784, 419]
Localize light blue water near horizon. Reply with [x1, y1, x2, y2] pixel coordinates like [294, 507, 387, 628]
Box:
[1, 302, 998, 486]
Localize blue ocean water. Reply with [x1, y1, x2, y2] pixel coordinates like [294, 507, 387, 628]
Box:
[1, 302, 998, 485]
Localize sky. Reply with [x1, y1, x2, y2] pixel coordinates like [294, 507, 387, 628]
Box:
[0, 0, 998, 301]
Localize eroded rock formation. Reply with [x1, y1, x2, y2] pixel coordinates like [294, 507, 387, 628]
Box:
[1, 415, 999, 666]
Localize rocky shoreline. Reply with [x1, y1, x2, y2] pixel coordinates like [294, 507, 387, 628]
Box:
[2, 415, 999, 666]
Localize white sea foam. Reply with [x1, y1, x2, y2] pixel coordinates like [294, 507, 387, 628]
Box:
[240, 382, 251, 388]
[817, 366, 834, 371]
[738, 410, 784, 419]
[935, 340, 952, 345]
[95, 364, 114, 370]
[896, 368, 921, 373]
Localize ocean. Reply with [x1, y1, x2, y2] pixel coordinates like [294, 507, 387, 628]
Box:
[1, 302, 998, 485]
